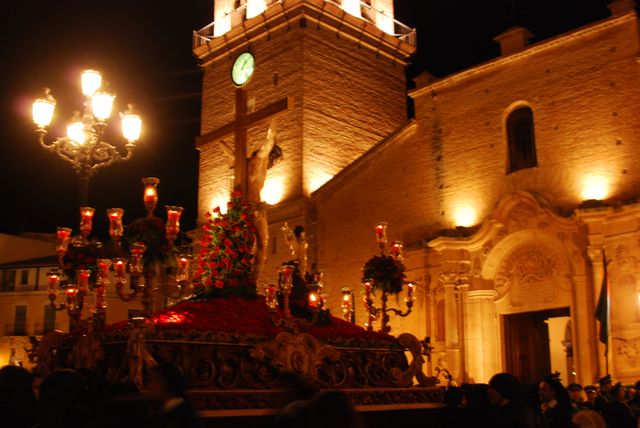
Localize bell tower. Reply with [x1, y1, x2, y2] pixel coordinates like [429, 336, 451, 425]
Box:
[194, 0, 416, 216]
[194, 0, 415, 280]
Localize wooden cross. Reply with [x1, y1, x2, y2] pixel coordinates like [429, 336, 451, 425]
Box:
[196, 88, 293, 196]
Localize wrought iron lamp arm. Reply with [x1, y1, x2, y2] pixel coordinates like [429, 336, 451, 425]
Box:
[88, 141, 135, 174]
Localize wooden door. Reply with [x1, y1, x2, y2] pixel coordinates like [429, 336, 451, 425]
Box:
[504, 311, 551, 384]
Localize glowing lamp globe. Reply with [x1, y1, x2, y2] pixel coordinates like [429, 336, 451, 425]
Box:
[91, 92, 115, 121]
[121, 105, 142, 142]
[32, 90, 56, 128]
[81, 69, 102, 96]
[67, 121, 86, 145]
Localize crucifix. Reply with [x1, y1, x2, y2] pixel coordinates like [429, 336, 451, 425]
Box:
[196, 88, 293, 198]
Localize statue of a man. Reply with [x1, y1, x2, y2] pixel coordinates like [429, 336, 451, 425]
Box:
[282, 222, 308, 277]
[223, 125, 282, 282]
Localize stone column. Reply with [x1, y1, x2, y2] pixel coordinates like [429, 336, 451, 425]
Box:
[587, 245, 607, 379]
[441, 272, 463, 381]
[457, 283, 469, 383]
[464, 290, 499, 383]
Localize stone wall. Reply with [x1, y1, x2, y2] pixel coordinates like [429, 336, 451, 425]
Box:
[197, 14, 408, 223]
[313, 11, 640, 331]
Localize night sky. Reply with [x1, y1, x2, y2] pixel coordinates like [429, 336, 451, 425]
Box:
[0, 0, 619, 238]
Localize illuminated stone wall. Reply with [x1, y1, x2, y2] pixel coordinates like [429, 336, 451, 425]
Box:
[313, 10, 640, 382]
[198, 13, 407, 221]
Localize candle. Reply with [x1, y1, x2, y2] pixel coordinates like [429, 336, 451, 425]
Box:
[165, 206, 183, 245]
[406, 281, 416, 301]
[308, 292, 319, 308]
[176, 254, 190, 282]
[265, 284, 278, 310]
[363, 279, 373, 300]
[114, 258, 126, 275]
[130, 242, 147, 274]
[375, 222, 388, 246]
[77, 269, 91, 293]
[47, 270, 60, 294]
[142, 177, 159, 215]
[341, 287, 353, 322]
[56, 227, 72, 254]
[391, 241, 403, 260]
[107, 208, 124, 239]
[79, 207, 94, 232]
[66, 287, 78, 311]
[95, 285, 107, 311]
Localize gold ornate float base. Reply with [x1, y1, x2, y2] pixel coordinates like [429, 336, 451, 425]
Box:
[29, 326, 442, 412]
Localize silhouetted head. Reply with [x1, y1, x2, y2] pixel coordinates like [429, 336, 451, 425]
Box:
[444, 386, 463, 407]
[488, 373, 523, 405]
[307, 390, 361, 428]
[147, 363, 188, 400]
[539, 375, 570, 405]
[293, 225, 305, 238]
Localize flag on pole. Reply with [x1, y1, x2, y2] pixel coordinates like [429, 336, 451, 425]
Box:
[594, 249, 610, 346]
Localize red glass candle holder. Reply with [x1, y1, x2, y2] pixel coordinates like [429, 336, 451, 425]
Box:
[66, 287, 79, 311]
[165, 206, 183, 246]
[375, 222, 388, 248]
[175, 254, 191, 282]
[142, 177, 159, 216]
[77, 269, 91, 293]
[47, 269, 60, 296]
[107, 208, 124, 240]
[130, 242, 147, 275]
[265, 283, 278, 311]
[308, 291, 320, 309]
[79, 207, 95, 241]
[56, 227, 72, 255]
[391, 240, 403, 260]
[341, 287, 353, 322]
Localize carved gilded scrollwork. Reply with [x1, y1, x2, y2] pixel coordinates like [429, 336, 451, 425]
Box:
[388, 333, 430, 387]
[250, 332, 340, 380]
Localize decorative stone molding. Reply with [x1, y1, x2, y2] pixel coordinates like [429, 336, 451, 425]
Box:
[494, 242, 568, 303]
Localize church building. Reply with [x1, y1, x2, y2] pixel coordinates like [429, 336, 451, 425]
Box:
[194, 0, 640, 386]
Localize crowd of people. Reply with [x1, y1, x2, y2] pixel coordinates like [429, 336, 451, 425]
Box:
[0, 363, 198, 428]
[1, 362, 639, 428]
[442, 373, 640, 428]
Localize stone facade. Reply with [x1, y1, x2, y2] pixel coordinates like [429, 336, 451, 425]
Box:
[196, 1, 640, 384]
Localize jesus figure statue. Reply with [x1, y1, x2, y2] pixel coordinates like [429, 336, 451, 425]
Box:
[221, 124, 282, 282]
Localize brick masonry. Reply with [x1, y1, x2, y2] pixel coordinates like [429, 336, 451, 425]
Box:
[313, 12, 640, 324]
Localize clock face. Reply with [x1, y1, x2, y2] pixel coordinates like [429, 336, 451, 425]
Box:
[231, 52, 255, 87]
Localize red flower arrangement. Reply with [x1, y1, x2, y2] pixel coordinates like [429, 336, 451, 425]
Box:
[61, 243, 101, 283]
[192, 192, 257, 299]
[123, 216, 170, 266]
[362, 255, 406, 295]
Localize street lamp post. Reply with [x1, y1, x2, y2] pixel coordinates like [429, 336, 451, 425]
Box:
[32, 69, 142, 206]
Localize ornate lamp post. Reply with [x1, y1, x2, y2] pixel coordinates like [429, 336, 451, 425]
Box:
[363, 223, 416, 333]
[32, 69, 142, 206]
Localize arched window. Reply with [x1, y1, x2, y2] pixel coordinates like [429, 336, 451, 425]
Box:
[506, 106, 537, 173]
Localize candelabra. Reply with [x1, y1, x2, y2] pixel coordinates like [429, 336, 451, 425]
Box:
[50, 177, 193, 331]
[32, 69, 142, 206]
[363, 222, 416, 333]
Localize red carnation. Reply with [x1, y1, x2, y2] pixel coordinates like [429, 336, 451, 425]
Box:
[213, 207, 221, 213]
[214, 279, 224, 289]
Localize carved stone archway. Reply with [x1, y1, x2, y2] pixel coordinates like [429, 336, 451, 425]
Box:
[429, 192, 596, 384]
